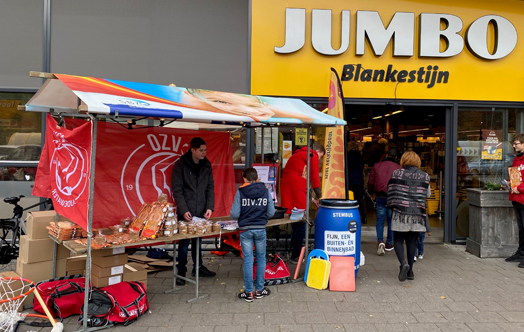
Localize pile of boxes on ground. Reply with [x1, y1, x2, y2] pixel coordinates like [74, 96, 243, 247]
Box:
[0, 211, 147, 310]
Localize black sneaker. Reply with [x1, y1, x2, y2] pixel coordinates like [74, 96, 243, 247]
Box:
[519, 260, 524, 268]
[191, 265, 216, 277]
[399, 264, 409, 282]
[238, 290, 254, 302]
[176, 272, 186, 286]
[505, 251, 523, 262]
[255, 287, 271, 299]
[407, 270, 414, 280]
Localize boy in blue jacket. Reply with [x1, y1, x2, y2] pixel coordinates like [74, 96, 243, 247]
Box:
[230, 168, 275, 302]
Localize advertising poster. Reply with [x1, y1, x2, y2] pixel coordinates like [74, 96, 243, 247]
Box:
[252, 163, 279, 204]
[481, 129, 502, 160]
[295, 128, 307, 145]
[282, 140, 292, 168]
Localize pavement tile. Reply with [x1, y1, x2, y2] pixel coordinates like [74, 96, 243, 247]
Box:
[468, 312, 506, 323]
[470, 301, 506, 312]
[417, 302, 451, 312]
[390, 302, 424, 313]
[133, 312, 173, 327]
[317, 292, 346, 302]
[412, 312, 448, 323]
[497, 322, 524, 332]
[375, 323, 410, 331]
[219, 302, 252, 313]
[406, 323, 441, 332]
[248, 301, 280, 313]
[204, 313, 234, 325]
[445, 302, 479, 312]
[145, 327, 181, 332]
[465, 322, 503, 332]
[448, 292, 481, 302]
[291, 292, 319, 301]
[248, 325, 284, 332]
[322, 312, 357, 324]
[311, 324, 347, 331]
[232, 313, 265, 325]
[360, 302, 394, 312]
[189, 302, 221, 313]
[343, 323, 378, 331]
[335, 301, 366, 312]
[371, 292, 401, 303]
[278, 301, 309, 312]
[294, 312, 327, 324]
[280, 324, 313, 331]
[158, 303, 192, 314]
[497, 311, 524, 322]
[307, 301, 338, 313]
[175, 326, 216, 332]
[395, 293, 428, 303]
[264, 312, 295, 325]
[435, 323, 474, 331]
[166, 313, 203, 326]
[354, 312, 388, 324]
[440, 312, 478, 323]
[215, 325, 248, 332]
[343, 293, 373, 302]
[496, 301, 524, 311]
[382, 312, 418, 323]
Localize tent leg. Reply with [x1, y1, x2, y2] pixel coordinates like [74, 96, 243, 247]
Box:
[304, 126, 311, 271]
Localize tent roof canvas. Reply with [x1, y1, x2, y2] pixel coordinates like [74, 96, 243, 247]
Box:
[25, 73, 346, 127]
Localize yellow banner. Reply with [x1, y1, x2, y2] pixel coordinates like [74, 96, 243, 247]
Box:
[322, 69, 346, 199]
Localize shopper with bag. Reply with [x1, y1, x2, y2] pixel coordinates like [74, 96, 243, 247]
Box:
[230, 168, 275, 302]
[280, 141, 325, 264]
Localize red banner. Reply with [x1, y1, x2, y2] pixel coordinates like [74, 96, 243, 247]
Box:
[39, 119, 235, 229]
[33, 115, 92, 229]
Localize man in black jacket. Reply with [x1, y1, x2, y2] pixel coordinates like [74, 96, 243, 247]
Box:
[171, 137, 216, 285]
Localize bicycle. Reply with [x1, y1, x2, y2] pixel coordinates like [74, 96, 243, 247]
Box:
[0, 195, 53, 264]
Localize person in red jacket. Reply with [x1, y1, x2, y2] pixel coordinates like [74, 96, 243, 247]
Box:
[280, 141, 325, 263]
[368, 148, 402, 256]
[506, 133, 524, 267]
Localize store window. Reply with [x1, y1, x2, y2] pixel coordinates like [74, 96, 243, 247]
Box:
[456, 107, 523, 240]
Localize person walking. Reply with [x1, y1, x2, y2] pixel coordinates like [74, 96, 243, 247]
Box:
[347, 142, 367, 224]
[387, 151, 432, 281]
[280, 141, 325, 264]
[171, 137, 217, 285]
[506, 133, 524, 267]
[368, 148, 401, 255]
[230, 168, 275, 302]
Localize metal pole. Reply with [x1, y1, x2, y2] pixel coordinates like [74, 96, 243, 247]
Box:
[261, 127, 265, 163]
[304, 127, 311, 260]
[438, 170, 443, 220]
[82, 115, 97, 331]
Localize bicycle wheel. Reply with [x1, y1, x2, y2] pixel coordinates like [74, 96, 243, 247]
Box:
[0, 218, 21, 265]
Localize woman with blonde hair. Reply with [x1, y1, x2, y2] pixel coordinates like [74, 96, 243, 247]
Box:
[386, 151, 431, 282]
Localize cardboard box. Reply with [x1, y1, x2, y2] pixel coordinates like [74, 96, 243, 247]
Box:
[26, 211, 72, 239]
[136, 279, 147, 289]
[90, 247, 126, 259]
[16, 258, 67, 308]
[92, 253, 128, 268]
[0, 271, 24, 312]
[123, 263, 148, 282]
[91, 274, 122, 288]
[66, 255, 87, 271]
[66, 269, 85, 276]
[19, 236, 70, 263]
[91, 264, 124, 278]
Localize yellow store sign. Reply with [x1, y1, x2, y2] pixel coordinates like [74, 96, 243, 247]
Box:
[251, 0, 524, 101]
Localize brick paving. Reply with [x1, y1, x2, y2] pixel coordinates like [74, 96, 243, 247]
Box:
[13, 242, 524, 331]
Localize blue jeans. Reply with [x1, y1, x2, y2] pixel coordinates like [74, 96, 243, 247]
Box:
[240, 229, 267, 293]
[376, 197, 393, 246]
[416, 232, 425, 255]
[177, 237, 203, 274]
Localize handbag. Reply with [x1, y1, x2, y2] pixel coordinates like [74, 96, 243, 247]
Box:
[253, 253, 291, 286]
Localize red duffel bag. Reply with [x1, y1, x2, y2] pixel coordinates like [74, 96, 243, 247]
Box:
[33, 275, 86, 319]
[80, 281, 149, 327]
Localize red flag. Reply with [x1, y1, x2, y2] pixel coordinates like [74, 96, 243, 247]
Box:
[33, 115, 92, 229]
[65, 119, 235, 229]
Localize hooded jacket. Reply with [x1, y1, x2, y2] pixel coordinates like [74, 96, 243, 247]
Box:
[230, 182, 275, 230]
[171, 150, 215, 218]
[367, 157, 401, 198]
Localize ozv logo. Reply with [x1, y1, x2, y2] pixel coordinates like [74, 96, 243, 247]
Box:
[50, 130, 89, 208]
[275, 9, 517, 60]
[121, 134, 185, 215]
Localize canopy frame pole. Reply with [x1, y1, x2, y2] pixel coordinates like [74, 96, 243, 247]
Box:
[261, 127, 265, 163]
[82, 114, 98, 331]
[305, 126, 311, 263]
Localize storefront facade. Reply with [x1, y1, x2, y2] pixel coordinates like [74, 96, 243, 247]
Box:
[1, 0, 524, 243]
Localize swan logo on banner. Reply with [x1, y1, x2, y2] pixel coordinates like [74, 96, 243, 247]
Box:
[121, 134, 186, 216]
[50, 130, 89, 208]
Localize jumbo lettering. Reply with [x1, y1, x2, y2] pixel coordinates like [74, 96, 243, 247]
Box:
[275, 9, 517, 60]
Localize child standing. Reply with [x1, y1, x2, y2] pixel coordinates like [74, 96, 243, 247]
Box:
[230, 168, 275, 302]
[414, 232, 427, 261]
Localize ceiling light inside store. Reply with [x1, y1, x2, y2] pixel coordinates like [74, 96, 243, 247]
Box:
[391, 110, 403, 115]
[372, 116, 382, 119]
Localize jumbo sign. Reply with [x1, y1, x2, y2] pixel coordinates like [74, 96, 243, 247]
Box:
[275, 9, 517, 60]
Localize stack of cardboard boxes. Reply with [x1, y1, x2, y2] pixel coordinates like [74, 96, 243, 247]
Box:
[16, 211, 71, 306]
[90, 248, 148, 288]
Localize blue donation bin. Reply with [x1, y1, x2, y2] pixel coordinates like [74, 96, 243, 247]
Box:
[314, 199, 361, 277]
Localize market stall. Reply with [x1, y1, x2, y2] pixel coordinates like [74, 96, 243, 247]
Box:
[21, 71, 345, 331]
